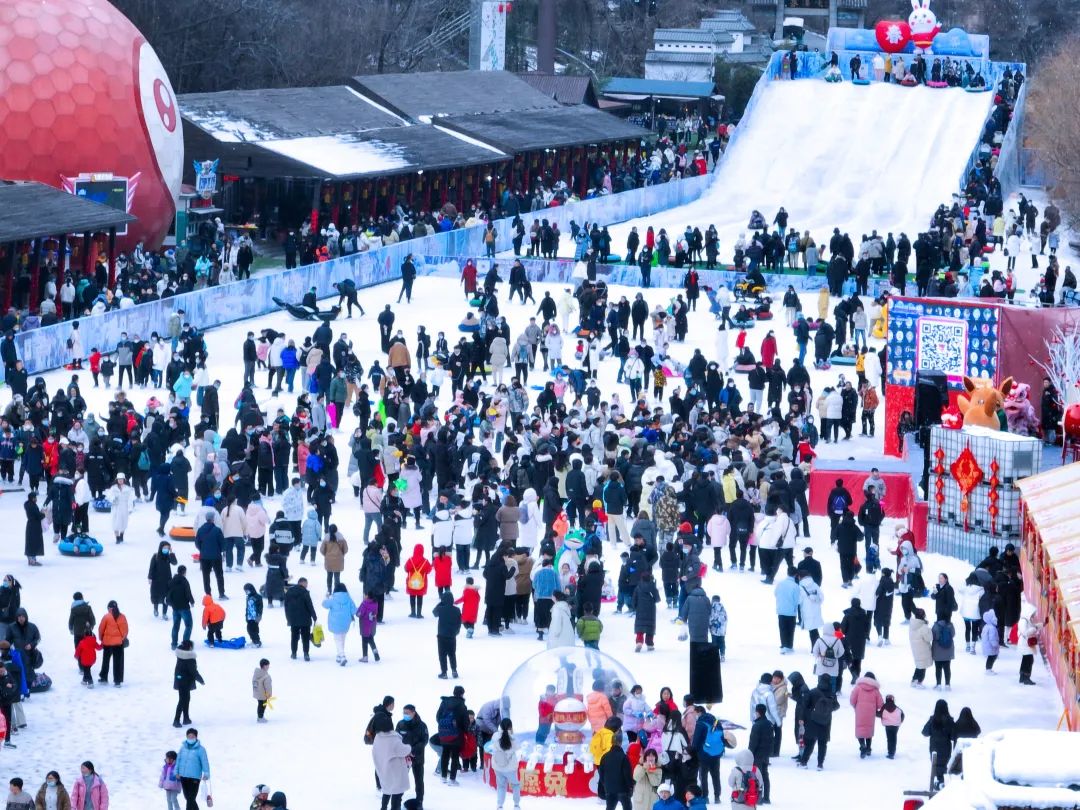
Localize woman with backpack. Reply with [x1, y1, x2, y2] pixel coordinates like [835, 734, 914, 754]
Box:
[931, 615, 956, 689]
[796, 674, 838, 770]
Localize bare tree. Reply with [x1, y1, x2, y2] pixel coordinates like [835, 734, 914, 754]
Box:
[1027, 35, 1080, 226]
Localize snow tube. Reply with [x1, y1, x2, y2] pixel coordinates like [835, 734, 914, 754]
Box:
[733, 319, 756, 329]
[469, 297, 484, 307]
[965, 86, 991, 93]
[824, 72, 842, 84]
[169, 525, 197, 541]
[458, 321, 480, 333]
[927, 81, 948, 89]
[605, 254, 621, 264]
[831, 355, 857, 366]
[205, 637, 246, 650]
[29, 673, 51, 694]
[755, 311, 774, 320]
[58, 535, 104, 556]
[982, 244, 996, 254]
[807, 321, 820, 330]
[530, 384, 545, 391]
[92, 498, 112, 513]
[271, 297, 341, 321]
[852, 78, 871, 86]
[900, 76, 918, 87]
[733, 364, 756, 374]
[574, 327, 595, 338]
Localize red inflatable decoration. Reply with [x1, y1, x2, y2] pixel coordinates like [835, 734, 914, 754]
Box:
[0, 0, 184, 250]
[874, 20, 912, 53]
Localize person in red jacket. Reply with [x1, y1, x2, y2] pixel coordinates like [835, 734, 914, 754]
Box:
[433, 547, 453, 596]
[455, 577, 481, 638]
[461, 260, 478, 300]
[404, 544, 432, 618]
[88, 349, 102, 388]
[74, 632, 102, 687]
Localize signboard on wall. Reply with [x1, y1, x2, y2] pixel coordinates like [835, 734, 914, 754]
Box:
[70, 175, 131, 235]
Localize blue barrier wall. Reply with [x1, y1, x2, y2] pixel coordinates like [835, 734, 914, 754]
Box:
[15, 174, 714, 372]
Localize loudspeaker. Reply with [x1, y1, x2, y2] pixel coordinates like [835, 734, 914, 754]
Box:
[915, 369, 948, 428]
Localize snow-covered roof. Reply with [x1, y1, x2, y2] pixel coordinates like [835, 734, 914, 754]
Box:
[254, 135, 411, 176]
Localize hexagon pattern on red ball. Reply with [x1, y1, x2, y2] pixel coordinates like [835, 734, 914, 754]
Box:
[0, 0, 184, 250]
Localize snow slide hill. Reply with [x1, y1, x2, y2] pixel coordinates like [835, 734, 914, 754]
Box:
[606, 79, 996, 257]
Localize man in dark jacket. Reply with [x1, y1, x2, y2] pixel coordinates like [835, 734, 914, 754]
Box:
[826, 479, 852, 542]
[433, 591, 462, 679]
[284, 578, 318, 660]
[377, 306, 396, 353]
[565, 458, 588, 527]
[797, 547, 823, 586]
[242, 332, 257, 387]
[857, 489, 884, 561]
[67, 591, 95, 649]
[195, 513, 227, 599]
[396, 704, 429, 807]
[167, 566, 196, 649]
[797, 675, 838, 769]
[436, 686, 469, 784]
[748, 703, 773, 802]
[398, 255, 417, 304]
[598, 735, 633, 810]
[835, 510, 862, 586]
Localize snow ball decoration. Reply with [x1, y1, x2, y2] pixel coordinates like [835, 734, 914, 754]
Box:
[0, 0, 184, 249]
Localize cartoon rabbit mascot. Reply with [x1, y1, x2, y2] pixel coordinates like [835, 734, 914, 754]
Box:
[909, 0, 941, 52]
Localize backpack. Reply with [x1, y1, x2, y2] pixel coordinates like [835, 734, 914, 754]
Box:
[437, 708, 460, 743]
[822, 640, 838, 664]
[937, 622, 954, 648]
[518, 505, 530, 526]
[829, 493, 847, 514]
[810, 694, 835, 726]
[307, 453, 323, 474]
[363, 714, 378, 745]
[731, 766, 759, 807]
[702, 719, 726, 757]
[137, 450, 151, 472]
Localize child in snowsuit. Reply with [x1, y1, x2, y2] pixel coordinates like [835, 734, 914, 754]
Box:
[159, 751, 181, 810]
[201, 594, 225, 646]
[357, 592, 380, 662]
[880, 694, 904, 759]
[244, 583, 264, 647]
[74, 632, 102, 686]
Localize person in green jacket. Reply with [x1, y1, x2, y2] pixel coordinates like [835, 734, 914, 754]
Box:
[327, 370, 347, 429]
[577, 603, 604, 649]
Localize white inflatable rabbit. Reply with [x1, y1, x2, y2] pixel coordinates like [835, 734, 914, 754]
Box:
[908, 0, 940, 51]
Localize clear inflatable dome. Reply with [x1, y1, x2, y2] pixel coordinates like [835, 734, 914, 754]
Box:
[501, 646, 638, 742]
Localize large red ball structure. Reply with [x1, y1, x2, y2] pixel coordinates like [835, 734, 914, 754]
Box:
[0, 0, 184, 250]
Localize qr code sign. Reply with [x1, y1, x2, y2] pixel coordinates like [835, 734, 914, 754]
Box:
[916, 317, 967, 380]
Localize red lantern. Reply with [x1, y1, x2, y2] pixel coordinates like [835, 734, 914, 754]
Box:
[1064, 403, 1080, 438]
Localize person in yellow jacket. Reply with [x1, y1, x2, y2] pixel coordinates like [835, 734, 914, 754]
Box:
[590, 715, 621, 764]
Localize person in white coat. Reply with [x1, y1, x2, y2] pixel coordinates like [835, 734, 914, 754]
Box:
[798, 573, 825, 647]
[544, 327, 564, 369]
[106, 474, 136, 543]
[958, 573, 985, 654]
[517, 489, 542, 551]
[547, 592, 576, 649]
[371, 712, 412, 810]
[489, 718, 522, 810]
[151, 338, 170, 388]
[72, 471, 92, 535]
[558, 289, 578, 333]
[716, 326, 730, 370]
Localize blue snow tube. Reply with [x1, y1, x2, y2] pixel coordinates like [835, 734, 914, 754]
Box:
[58, 534, 104, 557]
[852, 78, 871, 86]
[205, 637, 246, 649]
[831, 355, 857, 366]
[92, 498, 112, 513]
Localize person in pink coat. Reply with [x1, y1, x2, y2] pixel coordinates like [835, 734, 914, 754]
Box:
[70, 761, 109, 810]
[849, 673, 884, 758]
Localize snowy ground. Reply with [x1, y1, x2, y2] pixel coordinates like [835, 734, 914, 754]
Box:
[0, 275, 1064, 808]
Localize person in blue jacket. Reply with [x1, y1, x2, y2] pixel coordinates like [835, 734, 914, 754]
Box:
[175, 726, 211, 809]
[194, 512, 227, 601]
[775, 566, 801, 654]
[321, 582, 357, 666]
[150, 463, 176, 537]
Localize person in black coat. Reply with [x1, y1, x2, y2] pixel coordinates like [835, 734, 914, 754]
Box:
[472, 497, 499, 569]
[148, 539, 178, 618]
[921, 699, 954, 787]
[789, 469, 810, 536]
[172, 640, 204, 727]
[433, 591, 462, 678]
[167, 566, 196, 649]
[797, 674, 838, 769]
[283, 579, 318, 660]
[747, 704, 774, 803]
[482, 551, 512, 636]
[931, 573, 957, 621]
[598, 735, 633, 810]
[8, 608, 40, 687]
[797, 547, 823, 586]
[396, 706, 430, 807]
[840, 598, 870, 681]
[577, 561, 605, 618]
[23, 492, 44, 566]
[835, 510, 861, 586]
[631, 574, 660, 650]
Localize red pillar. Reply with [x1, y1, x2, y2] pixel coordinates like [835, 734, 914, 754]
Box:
[309, 183, 320, 234]
[330, 182, 340, 227]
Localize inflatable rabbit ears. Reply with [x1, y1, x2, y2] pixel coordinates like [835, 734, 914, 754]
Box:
[910, 0, 932, 9]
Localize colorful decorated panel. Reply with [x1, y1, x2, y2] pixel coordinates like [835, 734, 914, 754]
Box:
[887, 298, 999, 388]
